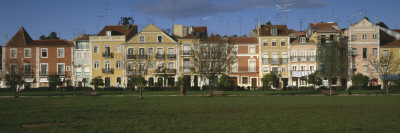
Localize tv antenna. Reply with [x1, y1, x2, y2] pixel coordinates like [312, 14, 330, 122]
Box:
[171, 0, 177, 29]
[310, 10, 315, 23]
[219, 16, 224, 35]
[254, 6, 263, 24]
[358, 4, 367, 19]
[299, 19, 303, 31]
[103, 2, 111, 25]
[200, 16, 212, 26]
[276, 3, 294, 24]
[146, 18, 155, 25]
[238, 16, 242, 36]
[96, 10, 105, 33]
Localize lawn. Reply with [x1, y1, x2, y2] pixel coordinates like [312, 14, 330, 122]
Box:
[1, 96, 400, 132]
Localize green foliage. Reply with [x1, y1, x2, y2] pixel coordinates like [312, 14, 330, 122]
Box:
[48, 74, 63, 89]
[262, 73, 278, 89]
[218, 74, 234, 89]
[39, 32, 59, 40]
[175, 76, 191, 88]
[351, 73, 370, 88]
[118, 17, 134, 25]
[90, 76, 104, 90]
[4, 73, 24, 94]
[307, 73, 322, 86]
[376, 22, 389, 29]
[266, 21, 272, 25]
[129, 75, 147, 86]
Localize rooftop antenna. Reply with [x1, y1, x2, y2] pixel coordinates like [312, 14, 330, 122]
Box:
[200, 16, 212, 26]
[347, 14, 351, 26]
[146, 18, 155, 25]
[96, 10, 105, 33]
[238, 16, 242, 36]
[254, 6, 263, 24]
[358, 4, 367, 19]
[310, 10, 315, 23]
[276, 3, 294, 25]
[4, 34, 8, 44]
[274, 13, 279, 25]
[374, 17, 379, 24]
[58, 32, 61, 39]
[171, 0, 177, 33]
[226, 20, 232, 36]
[299, 18, 303, 31]
[130, 9, 136, 19]
[103, 2, 111, 25]
[331, 9, 335, 22]
[219, 16, 224, 35]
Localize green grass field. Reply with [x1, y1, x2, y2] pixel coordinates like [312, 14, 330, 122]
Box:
[1, 96, 400, 132]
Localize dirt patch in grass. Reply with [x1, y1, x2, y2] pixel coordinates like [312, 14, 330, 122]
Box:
[22, 122, 64, 128]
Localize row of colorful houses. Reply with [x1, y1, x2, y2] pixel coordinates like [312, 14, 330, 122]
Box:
[1, 18, 400, 89]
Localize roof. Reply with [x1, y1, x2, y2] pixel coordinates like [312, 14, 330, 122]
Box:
[7, 27, 73, 47]
[288, 29, 296, 34]
[70, 34, 90, 42]
[291, 36, 316, 44]
[180, 34, 198, 39]
[193, 26, 207, 33]
[380, 29, 400, 48]
[229, 37, 258, 44]
[200, 35, 226, 43]
[259, 25, 289, 36]
[310, 22, 341, 32]
[295, 31, 306, 37]
[392, 29, 400, 34]
[6, 27, 33, 47]
[97, 25, 136, 36]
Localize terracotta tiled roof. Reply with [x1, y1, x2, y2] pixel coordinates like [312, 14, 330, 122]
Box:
[295, 31, 306, 37]
[381, 40, 400, 48]
[97, 25, 136, 36]
[193, 26, 207, 33]
[310, 22, 341, 32]
[291, 36, 315, 44]
[70, 34, 90, 42]
[259, 25, 289, 36]
[380, 29, 400, 47]
[6, 27, 33, 47]
[28, 39, 73, 46]
[180, 34, 198, 39]
[229, 37, 258, 44]
[200, 35, 226, 43]
[288, 29, 296, 34]
[392, 29, 400, 34]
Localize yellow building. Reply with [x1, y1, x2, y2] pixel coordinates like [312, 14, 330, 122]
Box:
[124, 24, 178, 87]
[378, 29, 400, 87]
[177, 34, 201, 87]
[258, 24, 290, 88]
[90, 25, 137, 88]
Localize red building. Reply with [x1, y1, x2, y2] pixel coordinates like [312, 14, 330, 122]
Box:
[228, 37, 260, 89]
[5, 27, 73, 88]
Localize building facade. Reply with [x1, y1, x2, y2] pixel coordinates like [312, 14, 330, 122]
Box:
[71, 34, 91, 87]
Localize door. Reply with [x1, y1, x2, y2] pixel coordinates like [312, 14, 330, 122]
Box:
[105, 77, 110, 88]
[194, 75, 198, 87]
[168, 77, 175, 87]
[231, 77, 238, 86]
[105, 61, 110, 70]
[251, 78, 257, 88]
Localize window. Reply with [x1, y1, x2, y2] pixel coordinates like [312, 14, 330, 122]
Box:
[168, 62, 174, 69]
[94, 45, 99, 53]
[363, 65, 368, 75]
[148, 48, 154, 55]
[66, 66, 70, 71]
[10, 49, 17, 58]
[382, 50, 389, 57]
[76, 53, 81, 59]
[362, 34, 367, 40]
[168, 48, 174, 54]
[351, 35, 357, 41]
[157, 35, 163, 42]
[139, 48, 145, 55]
[262, 39, 268, 46]
[40, 64, 48, 75]
[57, 48, 64, 58]
[128, 48, 134, 55]
[76, 42, 89, 50]
[57, 64, 65, 75]
[249, 60, 256, 72]
[309, 66, 315, 71]
[85, 52, 89, 58]
[263, 66, 269, 73]
[140, 35, 145, 42]
[372, 34, 377, 40]
[292, 65, 298, 71]
[41, 48, 48, 58]
[272, 40, 277, 46]
[148, 61, 154, 69]
[106, 30, 111, 36]
[352, 48, 357, 56]
[24, 63, 32, 75]
[280, 39, 286, 47]
[94, 61, 99, 69]
[230, 60, 237, 72]
[249, 47, 256, 54]
[362, 48, 367, 59]
[300, 37, 306, 43]
[242, 77, 248, 84]
[373, 48, 377, 56]
[301, 66, 306, 71]
[10, 64, 18, 73]
[104, 61, 110, 70]
[115, 45, 121, 53]
[157, 48, 163, 54]
[24, 48, 31, 58]
[84, 67, 90, 76]
[116, 60, 121, 68]
[76, 67, 81, 76]
[271, 27, 277, 35]
[282, 66, 287, 72]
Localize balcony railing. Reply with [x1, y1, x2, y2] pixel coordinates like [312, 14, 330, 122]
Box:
[181, 50, 192, 56]
[102, 68, 114, 74]
[230, 67, 258, 73]
[181, 66, 192, 73]
[126, 54, 135, 59]
[39, 72, 48, 76]
[167, 54, 176, 59]
[166, 69, 176, 73]
[23, 73, 33, 77]
[290, 56, 316, 62]
[137, 54, 147, 59]
[155, 68, 177, 74]
[262, 58, 289, 64]
[156, 53, 165, 59]
[126, 69, 135, 75]
[102, 52, 114, 58]
[291, 70, 315, 77]
[57, 72, 65, 76]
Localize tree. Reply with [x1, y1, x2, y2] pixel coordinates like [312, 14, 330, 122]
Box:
[376, 22, 389, 29]
[307, 72, 322, 89]
[266, 21, 272, 25]
[193, 35, 235, 96]
[4, 73, 24, 98]
[176, 76, 191, 96]
[126, 53, 152, 99]
[218, 74, 234, 91]
[351, 73, 369, 91]
[90, 76, 104, 90]
[369, 49, 400, 95]
[3, 59, 33, 98]
[39, 32, 59, 40]
[317, 39, 348, 95]
[118, 17, 134, 25]
[129, 75, 147, 98]
[262, 73, 279, 91]
[48, 74, 62, 91]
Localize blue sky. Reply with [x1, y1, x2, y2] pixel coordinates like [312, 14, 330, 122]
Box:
[1, 0, 399, 45]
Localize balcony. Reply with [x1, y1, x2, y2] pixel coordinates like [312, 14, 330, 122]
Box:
[57, 71, 65, 76]
[102, 68, 114, 74]
[137, 54, 147, 59]
[39, 72, 48, 76]
[126, 54, 135, 59]
[262, 58, 269, 64]
[156, 53, 165, 59]
[230, 67, 258, 73]
[166, 69, 176, 73]
[181, 66, 192, 73]
[270, 71, 280, 75]
[167, 54, 176, 59]
[126, 69, 136, 75]
[290, 56, 316, 62]
[291, 70, 315, 77]
[102, 52, 114, 58]
[181, 50, 192, 56]
[23, 73, 33, 77]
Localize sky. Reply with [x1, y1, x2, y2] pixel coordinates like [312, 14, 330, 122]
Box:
[1, 0, 400, 45]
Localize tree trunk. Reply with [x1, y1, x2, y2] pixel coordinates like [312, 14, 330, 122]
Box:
[328, 77, 332, 96]
[139, 87, 143, 99]
[385, 81, 390, 95]
[209, 84, 213, 97]
[180, 85, 184, 96]
[14, 87, 19, 98]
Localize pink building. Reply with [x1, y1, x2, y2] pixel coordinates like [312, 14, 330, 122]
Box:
[290, 33, 317, 87]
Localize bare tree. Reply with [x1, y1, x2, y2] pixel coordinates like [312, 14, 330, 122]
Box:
[193, 35, 235, 96]
[317, 39, 348, 95]
[369, 49, 400, 95]
[126, 53, 152, 99]
[4, 59, 34, 97]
